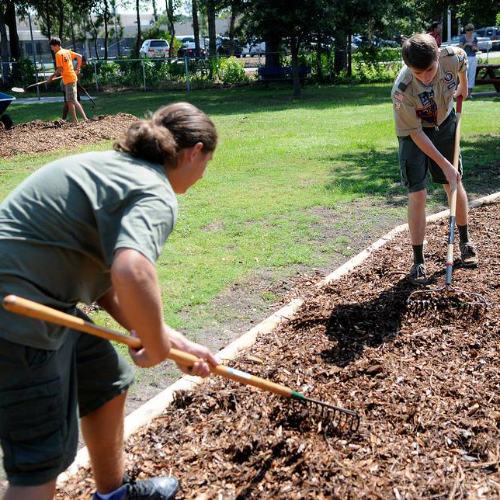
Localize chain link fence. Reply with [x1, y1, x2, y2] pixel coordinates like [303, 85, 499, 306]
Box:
[1, 48, 405, 95]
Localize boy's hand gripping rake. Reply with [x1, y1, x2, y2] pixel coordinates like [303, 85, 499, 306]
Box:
[3, 295, 360, 433]
[407, 96, 488, 317]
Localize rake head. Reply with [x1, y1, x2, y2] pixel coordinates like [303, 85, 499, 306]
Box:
[407, 286, 488, 319]
[293, 396, 360, 433]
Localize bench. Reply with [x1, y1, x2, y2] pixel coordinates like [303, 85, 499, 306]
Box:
[475, 64, 500, 92]
[258, 65, 311, 85]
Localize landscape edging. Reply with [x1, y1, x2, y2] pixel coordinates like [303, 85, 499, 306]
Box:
[58, 190, 500, 484]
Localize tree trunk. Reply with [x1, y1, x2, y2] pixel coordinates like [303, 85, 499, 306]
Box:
[347, 33, 352, 77]
[207, 0, 216, 58]
[290, 35, 301, 97]
[89, 16, 100, 60]
[45, 0, 52, 40]
[57, 0, 64, 40]
[152, 0, 158, 23]
[264, 34, 281, 68]
[104, 0, 109, 60]
[70, 11, 77, 50]
[334, 32, 347, 75]
[6, 0, 21, 60]
[0, 4, 10, 87]
[134, 0, 141, 57]
[192, 0, 200, 57]
[315, 33, 323, 81]
[166, 0, 175, 57]
[228, 1, 236, 56]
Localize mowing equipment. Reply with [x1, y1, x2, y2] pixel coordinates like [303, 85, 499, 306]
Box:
[11, 76, 62, 93]
[3, 295, 360, 433]
[407, 96, 488, 318]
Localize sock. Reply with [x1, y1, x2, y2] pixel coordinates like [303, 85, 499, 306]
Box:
[94, 484, 127, 500]
[457, 224, 469, 244]
[412, 244, 424, 265]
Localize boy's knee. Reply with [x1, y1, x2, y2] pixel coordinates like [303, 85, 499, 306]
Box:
[408, 189, 427, 204]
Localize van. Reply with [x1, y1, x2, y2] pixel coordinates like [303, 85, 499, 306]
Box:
[139, 39, 170, 58]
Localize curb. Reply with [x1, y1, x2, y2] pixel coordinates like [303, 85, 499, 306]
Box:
[58, 190, 500, 484]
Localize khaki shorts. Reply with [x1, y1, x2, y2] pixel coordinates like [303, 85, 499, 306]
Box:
[0, 312, 134, 486]
[398, 110, 463, 193]
[64, 82, 78, 104]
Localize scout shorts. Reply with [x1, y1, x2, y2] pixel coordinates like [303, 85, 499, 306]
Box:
[64, 81, 78, 103]
[0, 313, 134, 487]
[398, 109, 463, 193]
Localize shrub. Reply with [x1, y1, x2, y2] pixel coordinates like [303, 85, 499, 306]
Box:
[217, 57, 248, 84]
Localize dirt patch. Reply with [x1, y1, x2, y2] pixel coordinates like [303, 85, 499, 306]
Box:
[0, 114, 137, 158]
[123, 199, 408, 416]
[57, 200, 500, 498]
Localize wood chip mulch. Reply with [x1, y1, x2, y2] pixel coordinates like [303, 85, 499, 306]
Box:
[0, 114, 137, 158]
[58, 200, 500, 499]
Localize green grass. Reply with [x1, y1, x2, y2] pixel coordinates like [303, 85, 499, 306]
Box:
[3, 85, 500, 334]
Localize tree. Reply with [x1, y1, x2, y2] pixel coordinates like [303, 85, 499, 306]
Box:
[166, 0, 181, 56]
[192, 0, 201, 57]
[241, 0, 328, 96]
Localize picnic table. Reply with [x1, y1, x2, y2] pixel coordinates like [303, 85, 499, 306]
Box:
[475, 64, 500, 92]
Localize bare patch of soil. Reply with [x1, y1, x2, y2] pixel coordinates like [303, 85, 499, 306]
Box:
[58, 200, 500, 498]
[0, 114, 137, 157]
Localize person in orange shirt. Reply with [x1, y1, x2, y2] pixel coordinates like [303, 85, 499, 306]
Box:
[48, 37, 87, 123]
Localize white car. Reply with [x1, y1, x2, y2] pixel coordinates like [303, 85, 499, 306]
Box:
[442, 35, 492, 52]
[242, 40, 266, 57]
[139, 39, 170, 58]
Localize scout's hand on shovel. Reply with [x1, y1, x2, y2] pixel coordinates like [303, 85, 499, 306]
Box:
[128, 328, 221, 377]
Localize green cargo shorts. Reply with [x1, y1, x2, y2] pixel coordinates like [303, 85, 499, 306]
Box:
[398, 109, 463, 193]
[0, 311, 134, 487]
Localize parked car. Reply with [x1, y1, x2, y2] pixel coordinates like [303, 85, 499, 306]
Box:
[216, 37, 242, 57]
[441, 35, 461, 47]
[474, 27, 500, 50]
[476, 36, 493, 51]
[241, 39, 266, 57]
[442, 35, 493, 52]
[139, 39, 170, 58]
[176, 36, 206, 58]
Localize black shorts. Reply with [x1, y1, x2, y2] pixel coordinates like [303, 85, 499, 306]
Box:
[398, 110, 463, 193]
[0, 312, 134, 486]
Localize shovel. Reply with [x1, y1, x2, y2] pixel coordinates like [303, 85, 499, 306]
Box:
[11, 76, 62, 93]
[3, 294, 360, 433]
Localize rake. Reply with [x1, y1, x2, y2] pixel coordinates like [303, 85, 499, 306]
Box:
[407, 96, 488, 318]
[3, 295, 360, 433]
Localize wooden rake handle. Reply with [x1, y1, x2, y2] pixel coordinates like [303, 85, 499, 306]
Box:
[27, 76, 63, 89]
[2, 295, 295, 399]
[446, 96, 463, 285]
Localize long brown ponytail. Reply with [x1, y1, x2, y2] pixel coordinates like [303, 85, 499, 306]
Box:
[115, 102, 217, 166]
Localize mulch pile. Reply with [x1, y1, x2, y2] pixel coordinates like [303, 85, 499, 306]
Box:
[0, 114, 137, 158]
[58, 201, 500, 499]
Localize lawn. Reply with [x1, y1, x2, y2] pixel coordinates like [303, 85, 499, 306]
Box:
[3, 85, 500, 337]
[2, 82, 500, 487]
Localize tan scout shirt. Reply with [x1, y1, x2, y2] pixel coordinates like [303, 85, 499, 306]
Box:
[391, 46, 468, 137]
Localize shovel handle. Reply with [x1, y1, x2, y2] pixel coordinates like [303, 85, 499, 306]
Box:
[2, 295, 294, 399]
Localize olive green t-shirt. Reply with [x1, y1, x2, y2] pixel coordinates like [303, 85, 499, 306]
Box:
[0, 150, 177, 349]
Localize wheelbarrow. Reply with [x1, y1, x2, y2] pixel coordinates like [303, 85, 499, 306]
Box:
[0, 91, 15, 130]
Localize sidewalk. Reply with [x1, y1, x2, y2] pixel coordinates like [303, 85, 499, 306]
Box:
[10, 96, 96, 105]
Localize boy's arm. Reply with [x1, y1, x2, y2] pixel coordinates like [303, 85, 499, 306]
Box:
[47, 66, 62, 82]
[409, 130, 460, 189]
[456, 70, 468, 100]
[73, 52, 83, 75]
